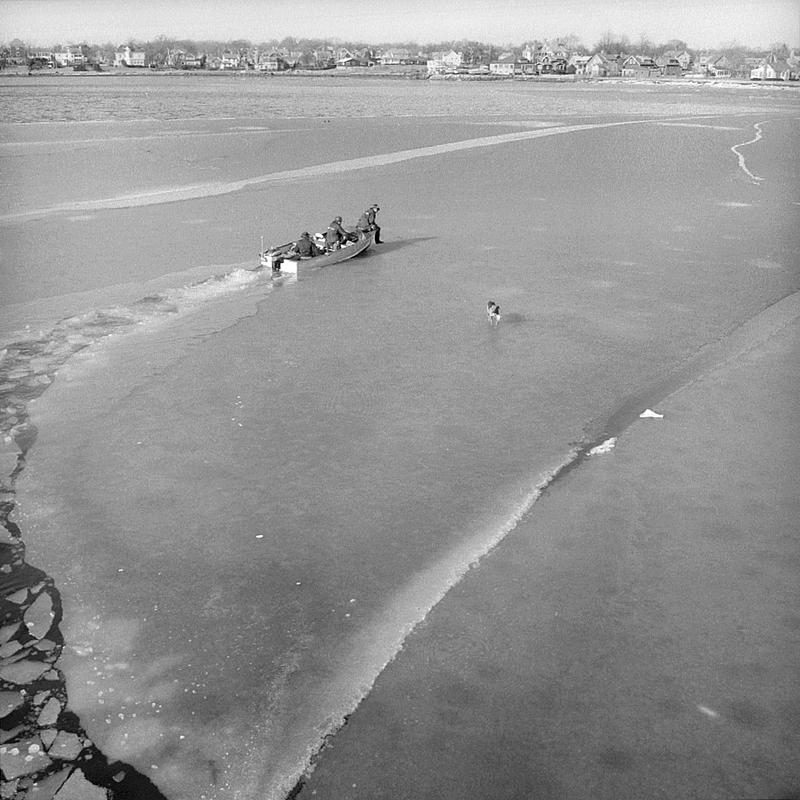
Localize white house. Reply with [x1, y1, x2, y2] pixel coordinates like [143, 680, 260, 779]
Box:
[258, 52, 290, 71]
[53, 44, 85, 67]
[585, 52, 615, 77]
[751, 58, 796, 80]
[535, 41, 570, 62]
[219, 49, 240, 70]
[427, 49, 463, 74]
[379, 49, 410, 65]
[489, 55, 516, 76]
[432, 50, 463, 69]
[568, 54, 591, 74]
[675, 50, 694, 70]
[114, 46, 146, 67]
[621, 55, 659, 78]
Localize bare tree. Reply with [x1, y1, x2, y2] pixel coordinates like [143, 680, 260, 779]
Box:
[768, 41, 789, 57]
[555, 33, 586, 53]
[595, 31, 631, 54]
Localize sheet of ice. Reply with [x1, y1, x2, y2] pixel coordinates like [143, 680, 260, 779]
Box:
[6, 79, 798, 799]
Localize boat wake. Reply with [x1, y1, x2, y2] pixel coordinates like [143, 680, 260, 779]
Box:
[1, 262, 277, 470]
[0, 259, 288, 798]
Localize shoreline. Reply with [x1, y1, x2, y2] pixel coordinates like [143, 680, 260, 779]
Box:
[2, 66, 798, 90]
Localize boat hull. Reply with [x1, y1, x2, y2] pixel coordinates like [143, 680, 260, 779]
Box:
[260, 230, 374, 275]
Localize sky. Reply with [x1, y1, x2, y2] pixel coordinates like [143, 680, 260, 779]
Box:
[1, 0, 798, 50]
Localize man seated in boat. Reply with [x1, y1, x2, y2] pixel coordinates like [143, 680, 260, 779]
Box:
[324, 216, 353, 251]
[293, 231, 323, 259]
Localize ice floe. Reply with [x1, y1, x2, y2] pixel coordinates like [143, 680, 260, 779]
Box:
[588, 437, 618, 456]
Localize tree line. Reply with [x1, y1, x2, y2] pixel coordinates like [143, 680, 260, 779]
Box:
[2, 32, 793, 68]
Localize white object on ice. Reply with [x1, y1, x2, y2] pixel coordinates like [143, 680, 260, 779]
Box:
[588, 437, 617, 456]
[697, 705, 719, 718]
[639, 408, 664, 419]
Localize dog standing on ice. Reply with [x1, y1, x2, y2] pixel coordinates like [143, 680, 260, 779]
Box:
[487, 301, 501, 326]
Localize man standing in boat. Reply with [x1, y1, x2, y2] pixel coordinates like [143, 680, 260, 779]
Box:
[357, 204, 383, 244]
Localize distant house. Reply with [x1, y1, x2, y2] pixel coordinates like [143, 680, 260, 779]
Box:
[335, 48, 354, 66]
[405, 52, 427, 66]
[53, 44, 86, 68]
[166, 49, 204, 69]
[696, 53, 731, 76]
[537, 41, 570, 61]
[751, 58, 796, 80]
[2, 42, 28, 67]
[675, 50, 694, 70]
[293, 47, 335, 69]
[585, 52, 622, 77]
[258, 52, 290, 71]
[314, 47, 336, 68]
[696, 53, 713, 72]
[705, 54, 732, 77]
[114, 46, 146, 68]
[26, 49, 54, 68]
[656, 56, 683, 76]
[336, 48, 373, 67]
[585, 52, 606, 76]
[441, 50, 464, 69]
[568, 54, 591, 74]
[219, 49, 240, 70]
[426, 58, 445, 74]
[427, 49, 463, 74]
[734, 56, 760, 79]
[166, 48, 185, 68]
[379, 49, 410, 65]
[621, 55, 659, 78]
[182, 53, 205, 70]
[538, 54, 567, 74]
[488, 54, 516, 76]
[662, 49, 692, 71]
[519, 41, 573, 74]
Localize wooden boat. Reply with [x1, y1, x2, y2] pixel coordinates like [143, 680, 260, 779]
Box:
[259, 230, 374, 276]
